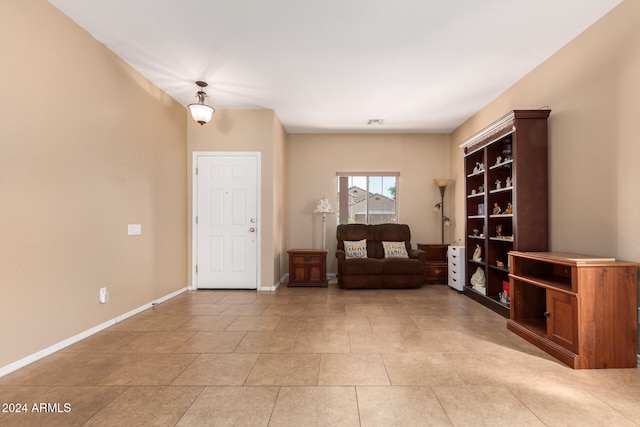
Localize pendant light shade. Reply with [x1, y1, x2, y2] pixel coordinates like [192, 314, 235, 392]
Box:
[188, 81, 215, 125]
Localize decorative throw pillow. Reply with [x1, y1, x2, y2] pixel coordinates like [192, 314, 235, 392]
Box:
[382, 241, 409, 258]
[344, 239, 367, 259]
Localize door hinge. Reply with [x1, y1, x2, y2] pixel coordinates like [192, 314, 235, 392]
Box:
[195, 265, 198, 274]
[195, 166, 198, 175]
[195, 216, 198, 224]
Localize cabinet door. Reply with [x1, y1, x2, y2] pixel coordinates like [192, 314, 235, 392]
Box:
[292, 265, 307, 282]
[307, 264, 323, 282]
[546, 290, 578, 353]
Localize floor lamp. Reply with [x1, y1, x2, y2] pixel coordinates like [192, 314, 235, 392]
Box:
[314, 197, 334, 250]
[433, 179, 453, 244]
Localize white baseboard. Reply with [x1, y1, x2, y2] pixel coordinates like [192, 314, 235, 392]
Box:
[0, 286, 188, 378]
[259, 274, 288, 292]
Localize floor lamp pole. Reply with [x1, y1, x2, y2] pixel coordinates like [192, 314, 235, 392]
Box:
[322, 212, 327, 250]
[439, 185, 446, 244]
[433, 179, 452, 245]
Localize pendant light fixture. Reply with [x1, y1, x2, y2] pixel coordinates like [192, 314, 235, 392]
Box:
[188, 81, 215, 125]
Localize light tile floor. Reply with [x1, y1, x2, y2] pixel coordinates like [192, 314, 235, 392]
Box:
[1, 281, 640, 426]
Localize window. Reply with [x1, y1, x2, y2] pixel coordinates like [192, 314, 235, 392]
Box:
[336, 173, 399, 224]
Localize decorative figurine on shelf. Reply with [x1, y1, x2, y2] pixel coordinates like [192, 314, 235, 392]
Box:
[478, 185, 484, 193]
[499, 291, 510, 304]
[495, 179, 502, 190]
[504, 203, 513, 214]
[495, 156, 502, 166]
[473, 229, 479, 236]
[473, 162, 485, 174]
[502, 139, 512, 161]
[496, 260, 505, 268]
[471, 189, 476, 195]
[505, 176, 512, 187]
[472, 244, 482, 262]
[470, 267, 486, 292]
[496, 224, 503, 237]
[493, 203, 501, 214]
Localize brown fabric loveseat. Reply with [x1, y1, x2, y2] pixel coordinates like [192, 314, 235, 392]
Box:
[335, 224, 426, 289]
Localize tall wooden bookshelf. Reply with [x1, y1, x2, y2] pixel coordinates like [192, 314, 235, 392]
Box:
[459, 110, 550, 317]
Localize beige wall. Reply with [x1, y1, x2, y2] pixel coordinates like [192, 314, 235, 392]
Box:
[186, 109, 287, 288]
[272, 116, 288, 282]
[450, 0, 640, 262]
[0, 0, 188, 367]
[286, 134, 450, 273]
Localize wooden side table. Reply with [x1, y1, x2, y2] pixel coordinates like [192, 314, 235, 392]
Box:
[417, 243, 448, 284]
[287, 249, 328, 287]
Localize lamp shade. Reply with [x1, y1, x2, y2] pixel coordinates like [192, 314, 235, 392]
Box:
[188, 103, 214, 125]
[433, 178, 453, 188]
[314, 197, 333, 214]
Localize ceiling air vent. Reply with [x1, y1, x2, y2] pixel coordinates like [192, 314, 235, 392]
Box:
[367, 119, 385, 125]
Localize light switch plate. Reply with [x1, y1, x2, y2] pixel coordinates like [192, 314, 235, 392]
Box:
[99, 287, 109, 303]
[128, 224, 142, 235]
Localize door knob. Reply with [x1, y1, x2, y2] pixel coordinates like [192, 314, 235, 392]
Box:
[249, 227, 256, 232]
[544, 311, 550, 318]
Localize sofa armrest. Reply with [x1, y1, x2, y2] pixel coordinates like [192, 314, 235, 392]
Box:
[409, 248, 426, 262]
[336, 249, 346, 262]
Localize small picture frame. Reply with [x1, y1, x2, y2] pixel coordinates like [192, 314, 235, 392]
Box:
[478, 204, 485, 216]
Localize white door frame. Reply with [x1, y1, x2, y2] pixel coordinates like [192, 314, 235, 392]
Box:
[191, 151, 261, 290]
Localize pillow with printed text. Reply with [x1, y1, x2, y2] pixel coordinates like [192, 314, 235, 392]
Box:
[344, 239, 367, 259]
[382, 241, 409, 258]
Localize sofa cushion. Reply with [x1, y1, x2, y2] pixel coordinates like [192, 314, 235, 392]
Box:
[380, 258, 424, 275]
[336, 224, 376, 257]
[373, 224, 412, 257]
[344, 239, 367, 259]
[382, 241, 409, 258]
[340, 258, 384, 275]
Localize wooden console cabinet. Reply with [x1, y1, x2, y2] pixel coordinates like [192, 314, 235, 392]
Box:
[287, 249, 328, 287]
[507, 251, 639, 369]
[417, 244, 448, 284]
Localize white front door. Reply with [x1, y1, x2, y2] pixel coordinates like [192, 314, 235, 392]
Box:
[194, 153, 259, 289]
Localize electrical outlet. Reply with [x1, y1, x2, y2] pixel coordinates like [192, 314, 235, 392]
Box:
[99, 287, 109, 304]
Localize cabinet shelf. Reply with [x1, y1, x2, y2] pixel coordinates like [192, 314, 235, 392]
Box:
[515, 318, 545, 336]
[489, 264, 509, 273]
[489, 187, 512, 194]
[467, 192, 485, 198]
[489, 236, 513, 242]
[509, 273, 572, 294]
[466, 170, 485, 178]
[489, 159, 513, 170]
[490, 295, 510, 309]
[489, 214, 513, 218]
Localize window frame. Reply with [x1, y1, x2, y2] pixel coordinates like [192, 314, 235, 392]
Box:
[336, 172, 400, 225]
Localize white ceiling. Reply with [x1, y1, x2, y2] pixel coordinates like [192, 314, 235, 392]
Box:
[49, 0, 621, 134]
